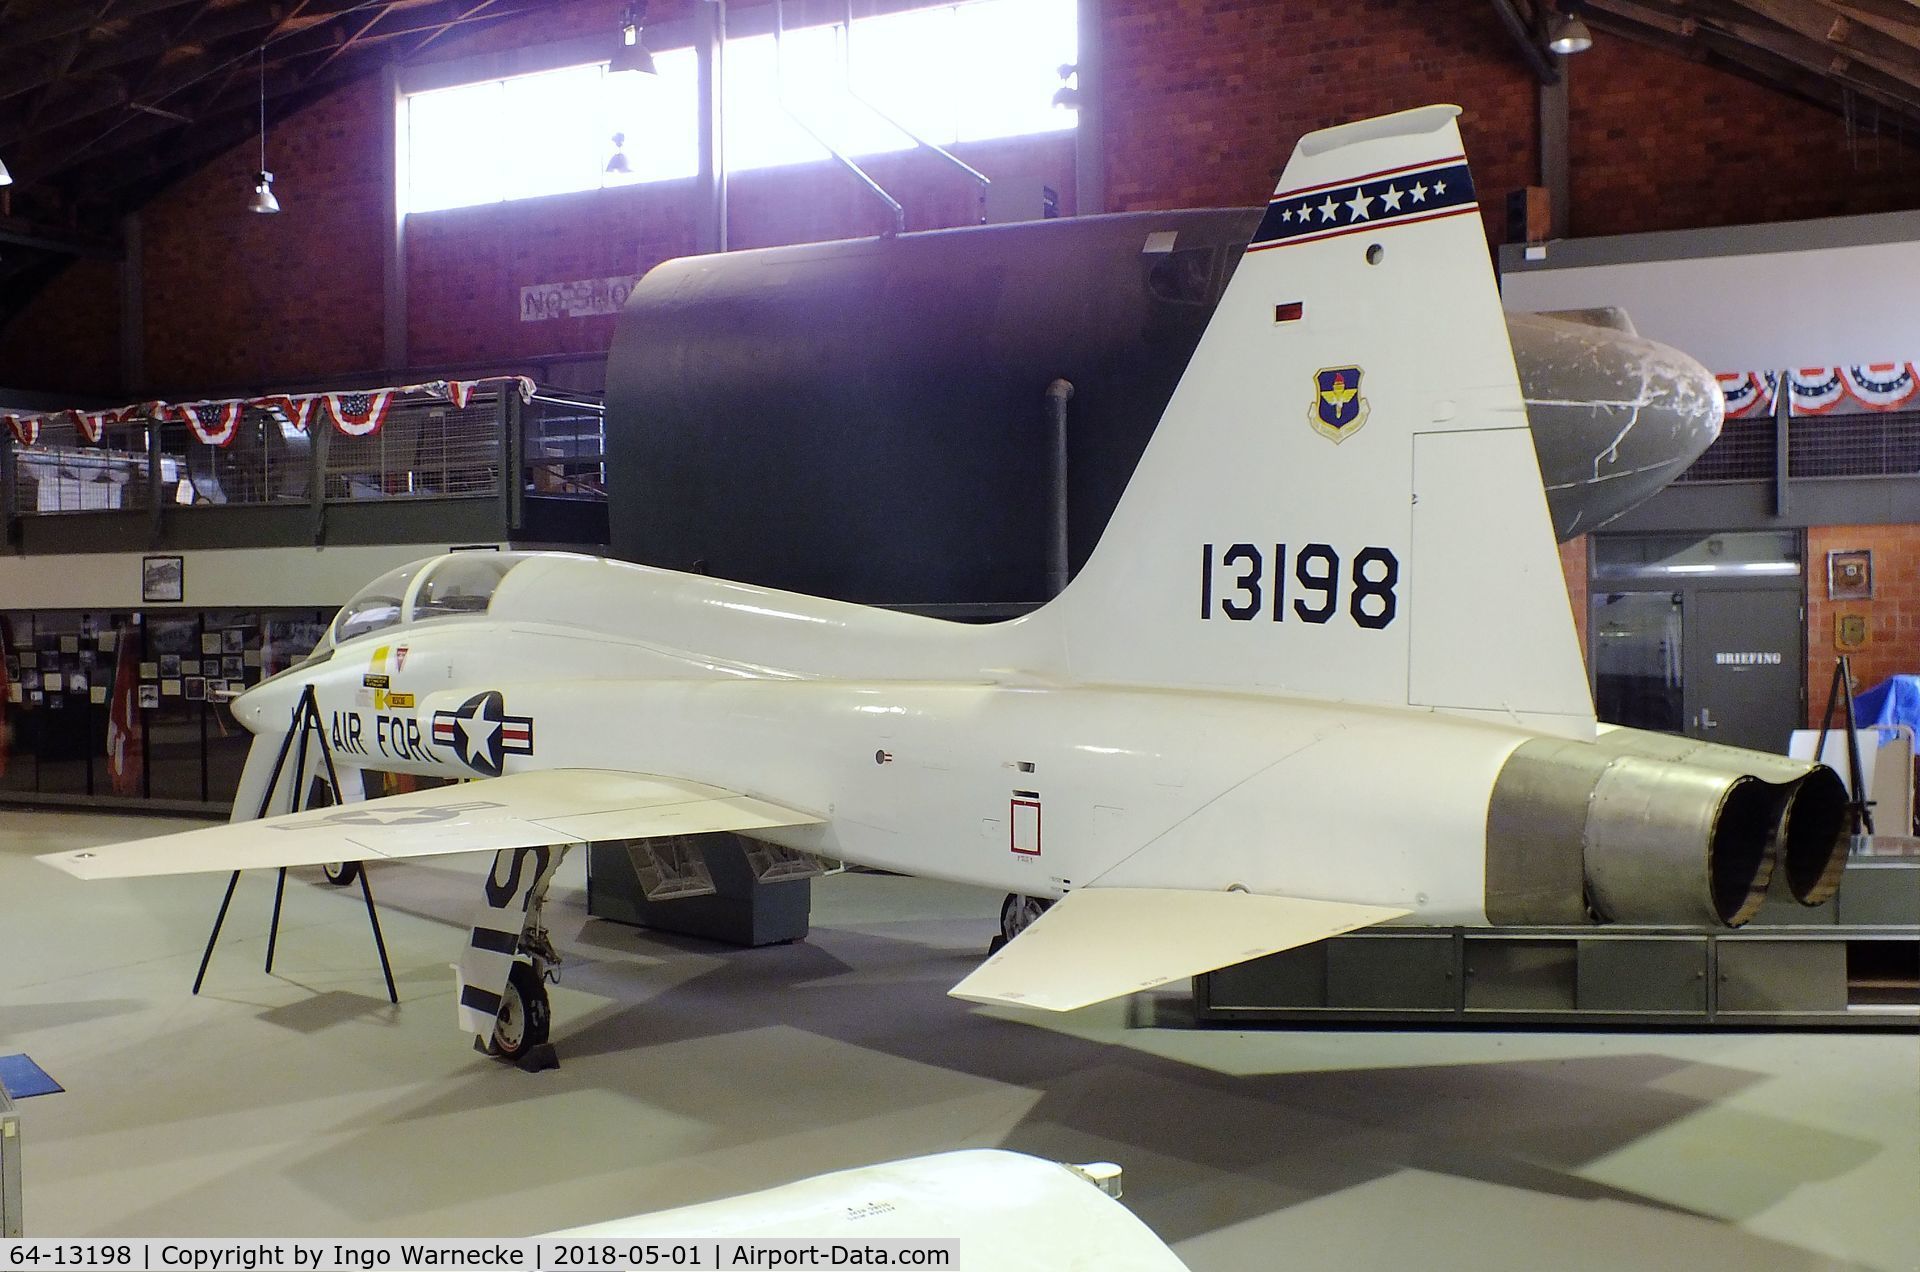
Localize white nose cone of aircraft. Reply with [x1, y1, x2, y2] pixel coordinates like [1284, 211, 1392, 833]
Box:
[41, 105, 1849, 1065]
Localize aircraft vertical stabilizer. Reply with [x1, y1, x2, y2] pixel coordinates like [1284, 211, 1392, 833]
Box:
[1030, 106, 1594, 739]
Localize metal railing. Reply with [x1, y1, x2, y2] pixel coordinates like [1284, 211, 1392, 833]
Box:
[324, 395, 503, 503]
[170, 411, 311, 506]
[522, 392, 608, 499]
[1675, 408, 1920, 484]
[4, 382, 604, 522]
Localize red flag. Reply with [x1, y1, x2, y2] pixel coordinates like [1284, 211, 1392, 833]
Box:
[106, 624, 143, 797]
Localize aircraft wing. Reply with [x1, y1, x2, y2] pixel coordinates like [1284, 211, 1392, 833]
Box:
[948, 888, 1407, 1013]
[38, 768, 823, 880]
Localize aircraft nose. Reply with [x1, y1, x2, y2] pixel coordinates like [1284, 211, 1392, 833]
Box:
[232, 674, 301, 735]
[1511, 311, 1723, 539]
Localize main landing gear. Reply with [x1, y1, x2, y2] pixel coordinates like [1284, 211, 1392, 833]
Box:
[322, 861, 362, 887]
[990, 893, 1053, 954]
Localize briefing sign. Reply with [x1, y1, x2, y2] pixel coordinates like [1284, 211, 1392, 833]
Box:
[518, 275, 638, 322]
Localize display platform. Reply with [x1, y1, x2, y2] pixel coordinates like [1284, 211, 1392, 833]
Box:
[1197, 856, 1918, 1028]
[1, 1086, 20, 1237]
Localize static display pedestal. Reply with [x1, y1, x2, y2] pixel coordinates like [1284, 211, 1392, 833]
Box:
[587, 835, 811, 947]
[1, 1088, 21, 1237]
[1198, 856, 1918, 1028]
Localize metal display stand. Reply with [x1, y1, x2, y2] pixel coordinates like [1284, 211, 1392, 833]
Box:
[1197, 859, 1919, 1027]
[1813, 654, 1876, 835]
[1, 1086, 21, 1237]
[192, 685, 397, 1003]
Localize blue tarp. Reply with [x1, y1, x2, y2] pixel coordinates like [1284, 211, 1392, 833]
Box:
[1852, 675, 1920, 733]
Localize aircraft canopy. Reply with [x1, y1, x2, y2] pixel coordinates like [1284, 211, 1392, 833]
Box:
[328, 551, 536, 647]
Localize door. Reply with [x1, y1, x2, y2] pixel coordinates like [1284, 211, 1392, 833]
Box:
[1682, 589, 1804, 752]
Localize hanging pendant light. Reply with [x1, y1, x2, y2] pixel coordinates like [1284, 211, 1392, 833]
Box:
[0, 156, 13, 187]
[250, 46, 280, 214]
[611, 2, 658, 75]
[1547, 11, 1594, 54]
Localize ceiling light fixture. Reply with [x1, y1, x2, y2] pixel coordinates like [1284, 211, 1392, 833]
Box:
[1547, 11, 1594, 54]
[0, 155, 12, 187]
[612, 2, 658, 75]
[249, 46, 279, 214]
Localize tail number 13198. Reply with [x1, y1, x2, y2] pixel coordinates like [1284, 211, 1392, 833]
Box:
[1199, 542, 1399, 629]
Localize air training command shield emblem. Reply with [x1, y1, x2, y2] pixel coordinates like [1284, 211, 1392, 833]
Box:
[1310, 366, 1369, 443]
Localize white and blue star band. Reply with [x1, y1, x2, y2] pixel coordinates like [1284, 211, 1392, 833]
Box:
[1250, 157, 1476, 251]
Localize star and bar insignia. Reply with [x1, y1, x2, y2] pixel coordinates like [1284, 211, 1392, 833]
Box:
[431, 690, 534, 778]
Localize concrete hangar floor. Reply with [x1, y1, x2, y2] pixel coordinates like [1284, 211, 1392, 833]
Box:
[1, 807, 1915, 1270]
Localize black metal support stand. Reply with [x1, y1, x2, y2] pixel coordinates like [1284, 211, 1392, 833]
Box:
[1812, 655, 1876, 836]
[358, 867, 399, 1004]
[193, 685, 398, 1003]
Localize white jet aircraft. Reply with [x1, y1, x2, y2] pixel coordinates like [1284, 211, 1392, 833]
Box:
[43, 105, 1849, 1062]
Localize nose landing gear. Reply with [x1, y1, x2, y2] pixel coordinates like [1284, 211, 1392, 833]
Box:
[491, 960, 553, 1064]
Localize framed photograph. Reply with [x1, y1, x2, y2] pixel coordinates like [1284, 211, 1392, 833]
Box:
[158, 654, 182, 677]
[201, 633, 223, 655]
[223, 628, 245, 653]
[142, 554, 184, 603]
[184, 676, 206, 701]
[1828, 549, 1873, 601]
[137, 683, 160, 710]
[222, 655, 245, 678]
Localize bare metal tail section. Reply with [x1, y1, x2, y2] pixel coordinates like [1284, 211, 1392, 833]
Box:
[1022, 106, 1595, 739]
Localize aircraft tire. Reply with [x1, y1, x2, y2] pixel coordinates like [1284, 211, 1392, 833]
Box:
[493, 961, 551, 1062]
[999, 893, 1052, 945]
[322, 861, 362, 887]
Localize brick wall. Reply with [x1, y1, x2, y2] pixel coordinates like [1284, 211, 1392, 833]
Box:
[1805, 524, 1920, 719]
[140, 80, 389, 390]
[1567, 39, 1920, 236]
[1559, 533, 1589, 657]
[1101, 0, 1540, 248]
[6, 0, 1920, 397]
[0, 258, 120, 395]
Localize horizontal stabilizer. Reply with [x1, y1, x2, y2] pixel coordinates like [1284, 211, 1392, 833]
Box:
[38, 769, 822, 880]
[948, 888, 1407, 1013]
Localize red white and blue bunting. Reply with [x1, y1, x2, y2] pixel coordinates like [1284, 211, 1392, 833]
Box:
[177, 401, 244, 447]
[256, 394, 316, 433]
[323, 390, 395, 438]
[1719, 363, 1920, 419]
[0, 376, 538, 447]
[1839, 363, 1919, 410]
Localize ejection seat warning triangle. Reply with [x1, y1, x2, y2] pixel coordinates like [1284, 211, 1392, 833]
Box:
[0, 1054, 62, 1099]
